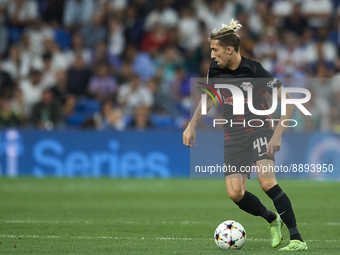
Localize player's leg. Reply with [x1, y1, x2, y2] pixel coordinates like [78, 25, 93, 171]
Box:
[225, 173, 277, 224]
[251, 129, 284, 248]
[256, 159, 283, 247]
[256, 159, 307, 251]
[224, 138, 277, 224]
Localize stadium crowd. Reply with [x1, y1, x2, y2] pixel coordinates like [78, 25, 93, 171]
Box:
[0, 0, 340, 132]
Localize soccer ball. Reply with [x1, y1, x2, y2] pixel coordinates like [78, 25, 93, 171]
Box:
[214, 220, 246, 250]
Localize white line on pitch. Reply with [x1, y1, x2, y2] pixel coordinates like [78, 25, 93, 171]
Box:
[327, 222, 340, 225]
[0, 235, 338, 243]
[5, 220, 340, 227]
[5, 220, 92, 224]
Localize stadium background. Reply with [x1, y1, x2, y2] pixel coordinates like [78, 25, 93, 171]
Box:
[0, 0, 339, 178]
[0, 1, 340, 254]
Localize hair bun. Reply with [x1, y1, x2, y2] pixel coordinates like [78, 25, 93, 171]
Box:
[221, 19, 242, 33]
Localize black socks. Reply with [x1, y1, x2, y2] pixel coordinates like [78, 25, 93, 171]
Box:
[266, 184, 303, 242]
[235, 191, 277, 223]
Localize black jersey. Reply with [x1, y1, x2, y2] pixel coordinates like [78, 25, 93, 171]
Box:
[207, 56, 282, 140]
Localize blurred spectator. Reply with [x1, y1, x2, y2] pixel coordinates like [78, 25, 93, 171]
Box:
[237, 0, 256, 13]
[331, 58, 340, 91]
[92, 41, 112, 66]
[43, 38, 68, 71]
[123, 44, 156, 81]
[0, 18, 8, 58]
[67, 54, 92, 96]
[88, 62, 118, 101]
[118, 74, 153, 115]
[24, 18, 54, 55]
[0, 0, 338, 132]
[198, 58, 211, 78]
[311, 63, 332, 101]
[108, 18, 125, 56]
[10, 87, 25, 121]
[94, 99, 124, 130]
[304, 27, 337, 64]
[95, 0, 128, 18]
[154, 45, 183, 91]
[291, 89, 321, 132]
[63, 94, 77, 119]
[50, 19, 72, 51]
[17, 33, 32, 60]
[237, 12, 258, 56]
[0, 98, 22, 128]
[147, 77, 177, 116]
[128, 105, 153, 130]
[30, 89, 62, 129]
[164, 27, 179, 52]
[276, 32, 306, 75]
[81, 12, 107, 49]
[271, 0, 293, 18]
[43, 0, 65, 24]
[140, 23, 168, 53]
[144, 1, 178, 31]
[0, 0, 7, 24]
[195, 0, 243, 34]
[51, 69, 69, 104]
[282, 3, 308, 35]
[108, 0, 127, 13]
[177, 6, 201, 51]
[124, 4, 144, 46]
[40, 52, 57, 89]
[300, 27, 314, 49]
[253, 28, 279, 73]
[7, 0, 38, 27]
[115, 60, 133, 84]
[248, 0, 269, 36]
[185, 20, 210, 73]
[310, 63, 332, 130]
[2, 44, 30, 81]
[63, 0, 94, 30]
[19, 69, 44, 115]
[301, 0, 332, 27]
[64, 33, 92, 66]
[0, 61, 13, 98]
[166, 65, 190, 105]
[329, 103, 340, 133]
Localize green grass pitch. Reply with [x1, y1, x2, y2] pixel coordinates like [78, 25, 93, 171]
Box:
[0, 178, 339, 254]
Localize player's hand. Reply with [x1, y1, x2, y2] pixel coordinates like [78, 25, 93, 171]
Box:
[183, 123, 196, 147]
[267, 135, 281, 158]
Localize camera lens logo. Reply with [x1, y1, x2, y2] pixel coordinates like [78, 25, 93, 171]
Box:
[196, 82, 222, 115]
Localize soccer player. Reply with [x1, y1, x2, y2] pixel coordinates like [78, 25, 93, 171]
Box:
[183, 19, 307, 251]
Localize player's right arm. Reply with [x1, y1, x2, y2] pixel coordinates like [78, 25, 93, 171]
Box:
[183, 96, 215, 147]
[183, 62, 218, 147]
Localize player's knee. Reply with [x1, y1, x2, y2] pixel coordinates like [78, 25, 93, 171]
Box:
[227, 189, 245, 202]
[259, 179, 276, 192]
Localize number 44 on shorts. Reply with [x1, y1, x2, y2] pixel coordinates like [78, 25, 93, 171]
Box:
[253, 137, 268, 156]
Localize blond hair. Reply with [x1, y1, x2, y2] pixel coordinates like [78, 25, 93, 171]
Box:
[209, 19, 242, 52]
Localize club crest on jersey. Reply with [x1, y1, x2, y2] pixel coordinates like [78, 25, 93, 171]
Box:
[240, 82, 253, 91]
[267, 78, 277, 88]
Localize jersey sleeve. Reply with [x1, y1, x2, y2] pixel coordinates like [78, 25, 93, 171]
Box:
[257, 64, 282, 94]
[207, 65, 214, 88]
[206, 62, 221, 94]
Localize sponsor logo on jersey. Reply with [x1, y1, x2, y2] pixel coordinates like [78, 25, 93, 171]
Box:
[224, 97, 234, 105]
[267, 78, 277, 88]
[224, 96, 248, 105]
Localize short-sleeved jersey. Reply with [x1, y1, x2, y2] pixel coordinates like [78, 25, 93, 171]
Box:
[207, 56, 282, 140]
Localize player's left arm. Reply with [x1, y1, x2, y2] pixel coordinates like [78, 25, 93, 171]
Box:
[266, 86, 294, 158]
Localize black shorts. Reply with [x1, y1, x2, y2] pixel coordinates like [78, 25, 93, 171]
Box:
[223, 128, 275, 177]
